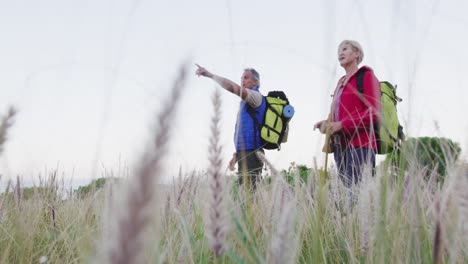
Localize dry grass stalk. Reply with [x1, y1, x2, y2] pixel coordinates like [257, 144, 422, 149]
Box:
[432, 197, 443, 264]
[107, 64, 188, 264]
[0, 106, 16, 156]
[185, 171, 197, 205]
[49, 204, 57, 238]
[14, 175, 21, 210]
[256, 151, 279, 177]
[451, 167, 468, 258]
[176, 170, 195, 208]
[278, 181, 293, 214]
[458, 171, 468, 240]
[358, 170, 380, 249]
[162, 193, 172, 230]
[309, 157, 319, 198]
[268, 199, 296, 264]
[432, 165, 468, 262]
[0, 180, 11, 219]
[176, 186, 186, 208]
[207, 89, 227, 258]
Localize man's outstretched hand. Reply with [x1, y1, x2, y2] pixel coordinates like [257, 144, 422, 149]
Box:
[195, 64, 213, 78]
[194, 63, 241, 98]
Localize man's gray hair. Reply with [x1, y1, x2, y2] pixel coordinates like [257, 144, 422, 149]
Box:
[244, 68, 260, 87]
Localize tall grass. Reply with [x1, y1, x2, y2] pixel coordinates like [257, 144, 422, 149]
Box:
[1, 73, 467, 263]
[206, 89, 228, 260]
[99, 63, 188, 264]
[0, 106, 16, 156]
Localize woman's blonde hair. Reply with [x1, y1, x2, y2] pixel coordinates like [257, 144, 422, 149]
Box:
[339, 40, 364, 64]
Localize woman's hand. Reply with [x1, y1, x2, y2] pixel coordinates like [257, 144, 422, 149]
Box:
[314, 120, 342, 134]
[313, 120, 327, 134]
[326, 122, 343, 134]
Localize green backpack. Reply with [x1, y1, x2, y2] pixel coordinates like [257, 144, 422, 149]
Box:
[357, 69, 405, 154]
[247, 91, 294, 150]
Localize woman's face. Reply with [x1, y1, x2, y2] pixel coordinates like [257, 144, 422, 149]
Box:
[338, 43, 359, 67]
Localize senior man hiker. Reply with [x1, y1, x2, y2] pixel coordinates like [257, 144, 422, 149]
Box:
[195, 64, 266, 190]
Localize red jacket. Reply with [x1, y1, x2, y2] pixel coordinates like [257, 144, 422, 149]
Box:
[328, 66, 381, 151]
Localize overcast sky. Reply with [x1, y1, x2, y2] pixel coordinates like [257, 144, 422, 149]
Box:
[0, 0, 467, 188]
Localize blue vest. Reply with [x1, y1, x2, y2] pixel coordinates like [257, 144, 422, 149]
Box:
[234, 87, 266, 151]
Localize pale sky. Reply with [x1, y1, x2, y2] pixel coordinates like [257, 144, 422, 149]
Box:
[1, 0, 467, 188]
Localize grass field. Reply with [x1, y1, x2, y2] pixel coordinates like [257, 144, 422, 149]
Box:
[1, 65, 467, 263]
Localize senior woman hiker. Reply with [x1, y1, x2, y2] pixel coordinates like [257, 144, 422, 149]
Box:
[314, 40, 381, 203]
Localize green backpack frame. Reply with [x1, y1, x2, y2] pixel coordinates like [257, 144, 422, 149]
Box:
[357, 69, 405, 154]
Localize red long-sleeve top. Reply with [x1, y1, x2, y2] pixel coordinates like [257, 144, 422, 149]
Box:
[329, 66, 381, 151]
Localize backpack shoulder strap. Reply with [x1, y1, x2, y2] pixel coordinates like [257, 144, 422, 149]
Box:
[328, 76, 346, 119]
[355, 67, 379, 135]
[356, 67, 369, 95]
[245, 103, 260, 149]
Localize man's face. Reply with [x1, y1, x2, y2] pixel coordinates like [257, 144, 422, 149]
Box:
[241, 70, 258, 89]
